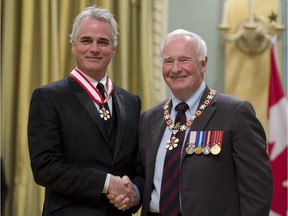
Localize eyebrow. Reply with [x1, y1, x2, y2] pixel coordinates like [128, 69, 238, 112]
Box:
[98, 37, 110, 43]
[79, 36, 111, 43]
[79, 36, 92, 40]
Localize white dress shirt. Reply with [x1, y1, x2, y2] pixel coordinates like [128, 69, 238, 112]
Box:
[149, 81, 206, 212]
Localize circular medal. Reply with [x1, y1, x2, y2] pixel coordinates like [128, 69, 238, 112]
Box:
[186, 144, 195, 155]
[211, 144, 221, 155]
[194, 147, 203, 155]
[203, 146, 211, 155]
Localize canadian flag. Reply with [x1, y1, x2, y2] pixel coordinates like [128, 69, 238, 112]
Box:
[268, 35, 288, 216]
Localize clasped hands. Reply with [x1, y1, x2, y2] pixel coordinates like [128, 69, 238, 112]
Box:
[106, 175, 138, 211]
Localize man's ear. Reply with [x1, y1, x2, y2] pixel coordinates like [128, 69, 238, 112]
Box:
[202, 56, 208, 66]
[201, 56, 208, 73]
[71, 41, 76, 55]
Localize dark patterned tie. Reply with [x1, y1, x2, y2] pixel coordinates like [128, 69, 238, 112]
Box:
[96, 83, 111, 129]
[160, 102, 188, 216]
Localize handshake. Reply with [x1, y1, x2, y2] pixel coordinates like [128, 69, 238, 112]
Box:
[106, 175, 139, 211]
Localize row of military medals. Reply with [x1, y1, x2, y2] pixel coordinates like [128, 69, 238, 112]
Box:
[186, 130, 223, 155]
[164, 89, 217, 152]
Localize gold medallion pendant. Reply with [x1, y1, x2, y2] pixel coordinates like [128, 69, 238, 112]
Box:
[194, 146, 203, 155]
[211, 144, 221, 155]
[210, 131, 223, 155]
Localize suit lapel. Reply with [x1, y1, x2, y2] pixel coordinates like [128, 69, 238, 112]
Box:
[69, 77, 111, 144]
[150, 108, 166, 154]
[147, 105, 166, 180]
[190, 103, 216, 130]
[112, 89, 126, 157]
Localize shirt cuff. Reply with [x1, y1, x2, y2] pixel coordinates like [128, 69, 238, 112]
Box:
[133, 184, 140, 205]
[102, 173, 111, 194]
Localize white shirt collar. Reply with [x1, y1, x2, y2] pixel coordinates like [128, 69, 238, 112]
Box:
[76, 67, 108, 90]
[171, 81, 206, 114]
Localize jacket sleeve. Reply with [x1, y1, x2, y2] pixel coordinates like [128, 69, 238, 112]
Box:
[232, 100, 273, 216]
[27, 87, 107, 201]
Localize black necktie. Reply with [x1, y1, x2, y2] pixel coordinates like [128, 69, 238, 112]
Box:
[96, 83, 111, 129]
[160, 102, 188, 216]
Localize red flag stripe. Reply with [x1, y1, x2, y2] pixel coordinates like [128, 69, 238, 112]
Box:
[268, 35, 288, 216]
[268, 39, 285, 108]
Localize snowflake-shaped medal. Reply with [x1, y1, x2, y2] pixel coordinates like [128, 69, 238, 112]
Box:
[166, 136, 179, 150]
[100, 107, 110, 121]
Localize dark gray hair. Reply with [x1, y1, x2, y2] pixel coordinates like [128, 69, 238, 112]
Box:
[160, 29, 207, 61]
[70, 6, 119, 48]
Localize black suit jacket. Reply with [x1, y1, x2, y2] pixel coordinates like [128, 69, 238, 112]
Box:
[138, 86, 273, 216]
[28, 76, 144, 216]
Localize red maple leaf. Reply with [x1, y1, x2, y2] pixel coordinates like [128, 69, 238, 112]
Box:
[268, 141, 288, 216]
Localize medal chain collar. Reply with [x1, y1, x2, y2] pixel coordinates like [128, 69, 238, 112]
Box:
[163, 89, 216, 133]
[164, 89, 216, 150]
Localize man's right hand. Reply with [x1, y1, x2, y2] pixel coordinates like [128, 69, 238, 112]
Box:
[106, 175, 138, 211]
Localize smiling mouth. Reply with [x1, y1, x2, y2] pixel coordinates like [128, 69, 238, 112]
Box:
[87, 56, 102, 60]
[170, 75, 187, 79]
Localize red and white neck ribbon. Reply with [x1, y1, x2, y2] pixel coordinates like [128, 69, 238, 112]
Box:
[70, 68, 114, 106]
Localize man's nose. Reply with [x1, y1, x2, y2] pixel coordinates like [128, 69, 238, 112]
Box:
[90, 41, 100, 52]
[171, 61, 182, 72]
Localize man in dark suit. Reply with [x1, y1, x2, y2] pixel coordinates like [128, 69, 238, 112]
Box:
[28, 6, 143, 216]
[138, 29, 273, 216]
